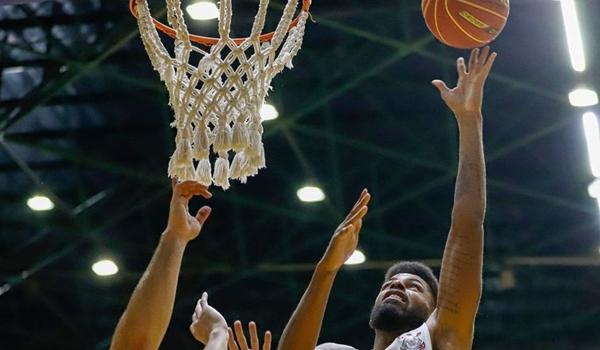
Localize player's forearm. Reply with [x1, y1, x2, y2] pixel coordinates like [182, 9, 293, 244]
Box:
[277, 263, 338, 350]
[451, 114, 486, 225]
[203, 328, 228, 350]
[110, 231, 187, 350]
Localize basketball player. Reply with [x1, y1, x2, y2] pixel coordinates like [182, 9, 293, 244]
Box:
[109, 180, 270, 350]
[277, 47, 496, 350]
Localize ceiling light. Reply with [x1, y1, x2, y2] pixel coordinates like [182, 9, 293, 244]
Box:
[588, 179, 600, 198]
[582, 112, 600, 177]
[560, 0, 586, 72]
[185, 1, 219, 21]
[569, 88, 598, 107]
[296, 186, 325, 202]
[92, 259, 119, 276]
[344, 249, 366, 265]
[3, 66, 25, 75]
[27, 195, 54, 211]
[260, 104, 279, 121]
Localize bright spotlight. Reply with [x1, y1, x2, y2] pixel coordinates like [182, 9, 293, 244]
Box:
[560, 0, 586, 72]
[569, 88, 598, 107]
[583, 112, 600, 177]
[588, 179, 600, 198]
[27, 195, 54, 211]
[185, 1, 219, 21]
[260, 104, 279, 121]
[296, 186, 325, 202]
[92, 259, 119, 277]
[344, 249, 366, 265]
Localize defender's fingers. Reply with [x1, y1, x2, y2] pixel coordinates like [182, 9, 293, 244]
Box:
[346, 205, 369, 225]
[342, 190, 370, 223]
[228, 328, 239, 350]
[249, 322, 259, 350]
[234, 321, 249, 350]
[263, 331, 272, 350]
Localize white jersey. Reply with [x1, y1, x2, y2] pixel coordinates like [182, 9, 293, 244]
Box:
[316, 323, 433, 350]
[385, 323, 432, 350]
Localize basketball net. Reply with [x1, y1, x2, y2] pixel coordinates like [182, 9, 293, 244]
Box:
[134, 0, 310, 189]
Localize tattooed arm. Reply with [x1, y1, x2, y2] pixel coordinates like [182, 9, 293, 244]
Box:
[427, 47, 496, 350]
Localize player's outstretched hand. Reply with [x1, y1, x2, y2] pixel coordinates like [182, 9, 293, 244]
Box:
[165, 180, 212, 242]
[318, 189, 370, 273]
[190, 292, 228, 344]
[432, 46, 497, 119]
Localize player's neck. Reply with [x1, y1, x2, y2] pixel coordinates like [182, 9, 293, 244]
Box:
[372, 329, 409, 350]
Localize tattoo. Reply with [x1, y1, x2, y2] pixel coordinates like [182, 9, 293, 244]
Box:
[438, 234, 481, 315]
[454, 159, 484, 202]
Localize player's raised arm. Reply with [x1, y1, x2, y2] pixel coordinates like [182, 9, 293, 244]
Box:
[428, 47, 496, 349]
[110, 181, 212, 350]
[277, 190, 370, 350]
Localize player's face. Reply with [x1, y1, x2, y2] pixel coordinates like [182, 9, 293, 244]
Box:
[369, 273, 435, 332]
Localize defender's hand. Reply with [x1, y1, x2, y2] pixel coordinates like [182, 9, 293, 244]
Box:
[166, 180, 212, 242]
[190, 292, 228, 344]
[318, 189, 370, 273]
[228, 321, 271, 350]
[432, 46, 497, 118]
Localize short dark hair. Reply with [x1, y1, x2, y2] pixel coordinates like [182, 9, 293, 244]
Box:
[384, 261, 439, 302]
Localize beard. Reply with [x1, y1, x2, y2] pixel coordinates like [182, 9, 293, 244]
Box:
[369, 301, 429, 332]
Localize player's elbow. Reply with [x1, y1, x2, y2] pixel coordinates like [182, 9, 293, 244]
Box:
[451, 207, 485, 230]
[451, 199, 486, 227]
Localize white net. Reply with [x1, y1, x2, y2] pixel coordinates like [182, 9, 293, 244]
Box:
[134, 0, 309, 189]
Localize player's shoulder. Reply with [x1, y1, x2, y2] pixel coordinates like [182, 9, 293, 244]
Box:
[316, 342, 359, 350]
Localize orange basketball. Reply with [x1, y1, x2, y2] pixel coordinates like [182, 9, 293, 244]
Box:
[422, 0, 510, 49]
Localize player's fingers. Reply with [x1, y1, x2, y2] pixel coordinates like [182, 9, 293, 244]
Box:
[469, 47, 479, 72]
[234, 320, 249, 350]
[353, 219, 363, 238]
[188, 185, 212, 197]
[228, 328, 239, 350]
[335, 224, 353, 239]
[195, 206, 212, 225]
[457, 57, 467, 78]
[344, 190, 371, 222]
[263, 331, 272, 350]
[482, 52, 497, 75]
[249, 322, 259, 350]
[200, 291, 208, 308]
[346, 189, 369, 217]
[432, 80, 450, 94]
[479, 46, 491, 68]
[346, 206, 368, 224]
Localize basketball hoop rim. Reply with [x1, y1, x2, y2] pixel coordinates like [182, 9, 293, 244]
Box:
[129, 0, 311, 47]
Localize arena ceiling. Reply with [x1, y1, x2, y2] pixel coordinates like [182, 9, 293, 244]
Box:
[0, 0, 599, 349]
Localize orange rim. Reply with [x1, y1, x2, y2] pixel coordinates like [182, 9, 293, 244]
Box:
[129, 0, 312, 47]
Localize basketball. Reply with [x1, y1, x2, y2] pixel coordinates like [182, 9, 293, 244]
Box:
[422, 0, 510, 49]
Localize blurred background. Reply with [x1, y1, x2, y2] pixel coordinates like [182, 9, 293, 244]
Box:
[0, 0, 599, 349]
